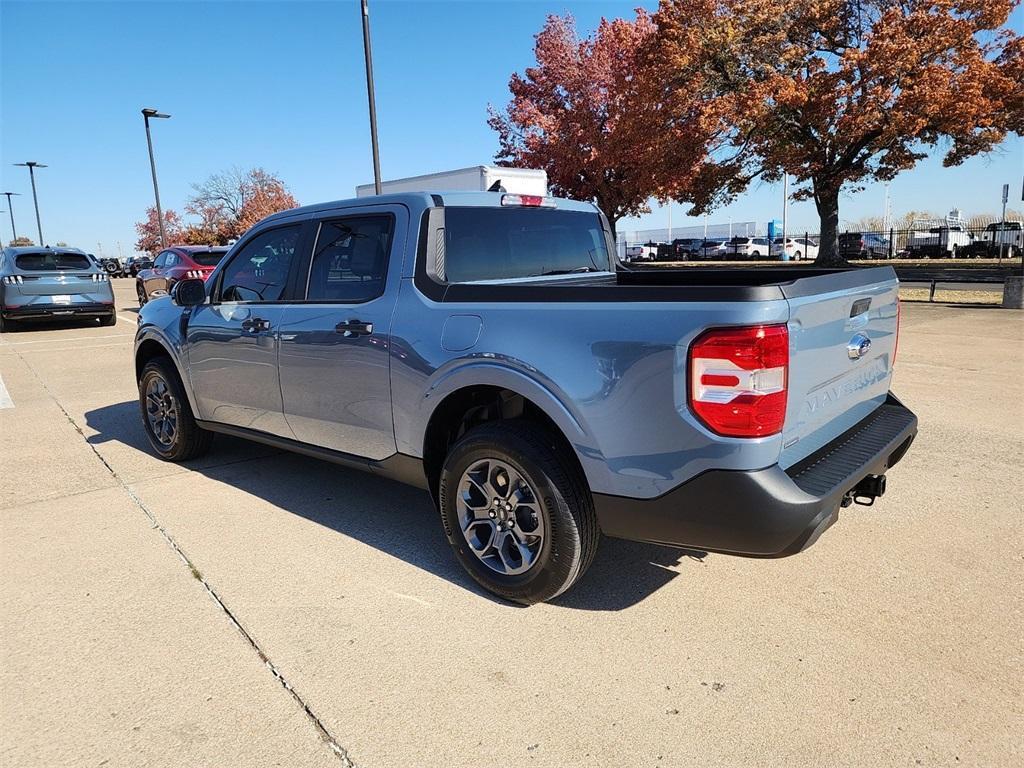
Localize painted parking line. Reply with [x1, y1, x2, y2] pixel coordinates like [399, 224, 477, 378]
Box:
[1, 332, 133, 346]
[0, 373, 13, 409]
[118, 313, 138, 324]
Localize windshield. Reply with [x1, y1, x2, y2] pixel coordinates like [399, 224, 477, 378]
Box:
[15, 252, 93, 271]
[442, 207, 611, 282]
[190, 251, 227, 267]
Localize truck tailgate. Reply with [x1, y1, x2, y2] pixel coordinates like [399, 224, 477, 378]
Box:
[779, 268, 899, 469]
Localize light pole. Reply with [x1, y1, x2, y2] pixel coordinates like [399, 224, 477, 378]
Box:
[360, 0, 382, 194]
[13, 163, 46, 246]
[781, 174, 789, 260]
[141, 108, 171, 249]
[1, 192, 19, 242]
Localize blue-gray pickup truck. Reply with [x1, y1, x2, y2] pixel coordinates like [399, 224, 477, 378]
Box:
[134, 191, 917, 603]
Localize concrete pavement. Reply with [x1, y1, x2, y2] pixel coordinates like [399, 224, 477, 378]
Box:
[1, 282, 1022, 767]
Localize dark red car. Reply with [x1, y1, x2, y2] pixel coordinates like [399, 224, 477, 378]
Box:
[136, 245, 229, 305]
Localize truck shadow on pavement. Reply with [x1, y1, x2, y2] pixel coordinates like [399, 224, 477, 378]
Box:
[85, 401, 705, 611]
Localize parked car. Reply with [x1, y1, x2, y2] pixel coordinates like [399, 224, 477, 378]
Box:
[961, 221, 1022, 259]
[1, 246, 115, 331]
[136, 245, 229, 305]
[726, 236, 771, 259]
[624, 243, 658, 262]
[134, 191, 917, 604]
[126, 255, 154, 277]
[697, 239, 729, 259]
[771, 237, 819, 260]
[840, 232, 891, 260]
[669, 238, 703, 260]
[96, 255, 125, 277]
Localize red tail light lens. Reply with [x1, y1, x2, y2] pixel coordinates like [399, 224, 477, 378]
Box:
[688, 324, 789, 437]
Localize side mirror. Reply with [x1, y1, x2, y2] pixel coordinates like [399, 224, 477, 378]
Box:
[172, 278, 206, 307]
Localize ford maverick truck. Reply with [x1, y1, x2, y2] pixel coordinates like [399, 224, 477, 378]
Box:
[134, 192, 917, 603]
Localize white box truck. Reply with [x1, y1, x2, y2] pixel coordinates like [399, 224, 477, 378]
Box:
[356, 166, 548, 197]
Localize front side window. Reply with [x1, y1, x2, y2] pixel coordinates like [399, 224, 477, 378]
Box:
[153, 252, 168, 268]
[164, 253, 178, 267]
[218, 225, 301, 302]
[306, 216, 393, 302]
[441, 207, 610, 282]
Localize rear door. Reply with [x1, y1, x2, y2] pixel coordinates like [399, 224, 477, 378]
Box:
[186, 222, 309, 436]
[276, 206, 405, 459]
[779, 268, 899, 468]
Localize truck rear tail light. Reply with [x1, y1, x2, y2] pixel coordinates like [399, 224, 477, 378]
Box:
[688, 324, 789, 438]
[184, 269, 206, 279]
[2, 275, 24, 285]
[501, 194, 556, 208]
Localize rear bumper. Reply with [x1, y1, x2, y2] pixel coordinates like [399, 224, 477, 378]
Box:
[2, 302, 115, 321]
[593, 393, 918, 557]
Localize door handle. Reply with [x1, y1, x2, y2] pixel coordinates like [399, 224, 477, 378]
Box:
[241, 317, 270, 333]
[335, 319, 373, 337]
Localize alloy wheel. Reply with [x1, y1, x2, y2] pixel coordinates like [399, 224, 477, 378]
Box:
[144, 376, 178, 447]
[456, 458, 546, 576]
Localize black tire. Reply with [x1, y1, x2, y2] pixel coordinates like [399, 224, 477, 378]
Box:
[438, 421, 599, 604]
[0, 314, 9, 333]
[138, 356, 213, 461]
[137, 283, 148, 307]
[794, 250, 802, 260]
[99, 312, 116, 327]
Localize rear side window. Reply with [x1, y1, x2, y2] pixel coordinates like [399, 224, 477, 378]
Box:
[306, 216, 393, 302]
[442, 207, 610, 282]
[15, 252, 92, 271]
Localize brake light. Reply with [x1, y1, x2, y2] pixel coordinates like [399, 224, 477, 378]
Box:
[184, 269, 206, 279]
[501, 194, 556, 208]
[688, 324, 789, 437]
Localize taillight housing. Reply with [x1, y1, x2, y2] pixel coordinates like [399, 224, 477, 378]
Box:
[184, 269, 207, 280]
[688, 324, 789, 438]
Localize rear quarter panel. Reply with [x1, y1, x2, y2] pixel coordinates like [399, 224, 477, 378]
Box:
[389, 282, 791, 499]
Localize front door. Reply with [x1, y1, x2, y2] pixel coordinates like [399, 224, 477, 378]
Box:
[186, 223, 306, 436]
[277, 209, 405, 460]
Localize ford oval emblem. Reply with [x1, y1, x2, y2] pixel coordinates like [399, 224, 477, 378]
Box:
[847, 333, 872, 360]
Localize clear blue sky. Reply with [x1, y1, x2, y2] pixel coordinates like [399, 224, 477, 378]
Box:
[2, 0, 1021, 254]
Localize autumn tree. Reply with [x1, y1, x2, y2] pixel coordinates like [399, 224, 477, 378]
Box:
[187, 167, 298, 242]
[655, 0, 1024, 265]
[8, 236, 34, 247]
[134, 207, 183, 254]
[489, 11, 706, 238]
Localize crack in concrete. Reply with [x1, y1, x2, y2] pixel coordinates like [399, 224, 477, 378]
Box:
[13, 349, 358, 768]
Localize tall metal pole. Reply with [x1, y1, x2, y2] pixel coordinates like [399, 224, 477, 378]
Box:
[14, 163, 47, 246]
[142, 111, 168, 249]
[360, 0, 382, 195]
[1, 192, 18, 241]
[781, 174, 789, 259]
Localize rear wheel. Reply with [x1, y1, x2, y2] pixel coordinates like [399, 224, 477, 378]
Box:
[99, 312, 116, 327]
[794, 250, 802, 260]
[137, 283, 148, 307]
[138, 356, 212, 461]
[438, 421, 599, 604]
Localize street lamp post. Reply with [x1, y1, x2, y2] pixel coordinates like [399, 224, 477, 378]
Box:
[360, 0, 383, 194]
[13, 163, 46, 246]
[141, 108, 171, 249]
[1, 192, 19, 242]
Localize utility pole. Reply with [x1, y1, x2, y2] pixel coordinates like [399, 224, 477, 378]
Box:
[141, 108, 171, 249]
[13, 162, 46, 245]
[2, 192, 19, 242]
[1000, 183, 1009, 262]
[360, 0, 383, 194]
[781, 174, 789, 260]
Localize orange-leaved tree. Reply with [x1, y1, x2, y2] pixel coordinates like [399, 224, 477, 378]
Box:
[655, 0, 1024, 265]
[489, 11, 707, 239]
[187, 167, 299, 243]
[134, 207, 183, 254]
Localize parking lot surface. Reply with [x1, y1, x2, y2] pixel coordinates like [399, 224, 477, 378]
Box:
[2, 282, 1022, 767]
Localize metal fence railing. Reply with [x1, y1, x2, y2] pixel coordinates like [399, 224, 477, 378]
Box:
[620, 224, 1023, 262]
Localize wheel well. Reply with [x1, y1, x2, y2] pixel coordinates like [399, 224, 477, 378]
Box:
[422, 386, 587, 501]
[135, 339, 172, 380]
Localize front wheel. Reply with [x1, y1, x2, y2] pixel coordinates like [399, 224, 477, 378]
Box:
[138, 357, 213, 461]
[438, 421, 599, 604]
[137, 283, 148, 307]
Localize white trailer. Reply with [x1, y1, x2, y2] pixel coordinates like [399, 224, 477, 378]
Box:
[356, 166, 548, 197]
